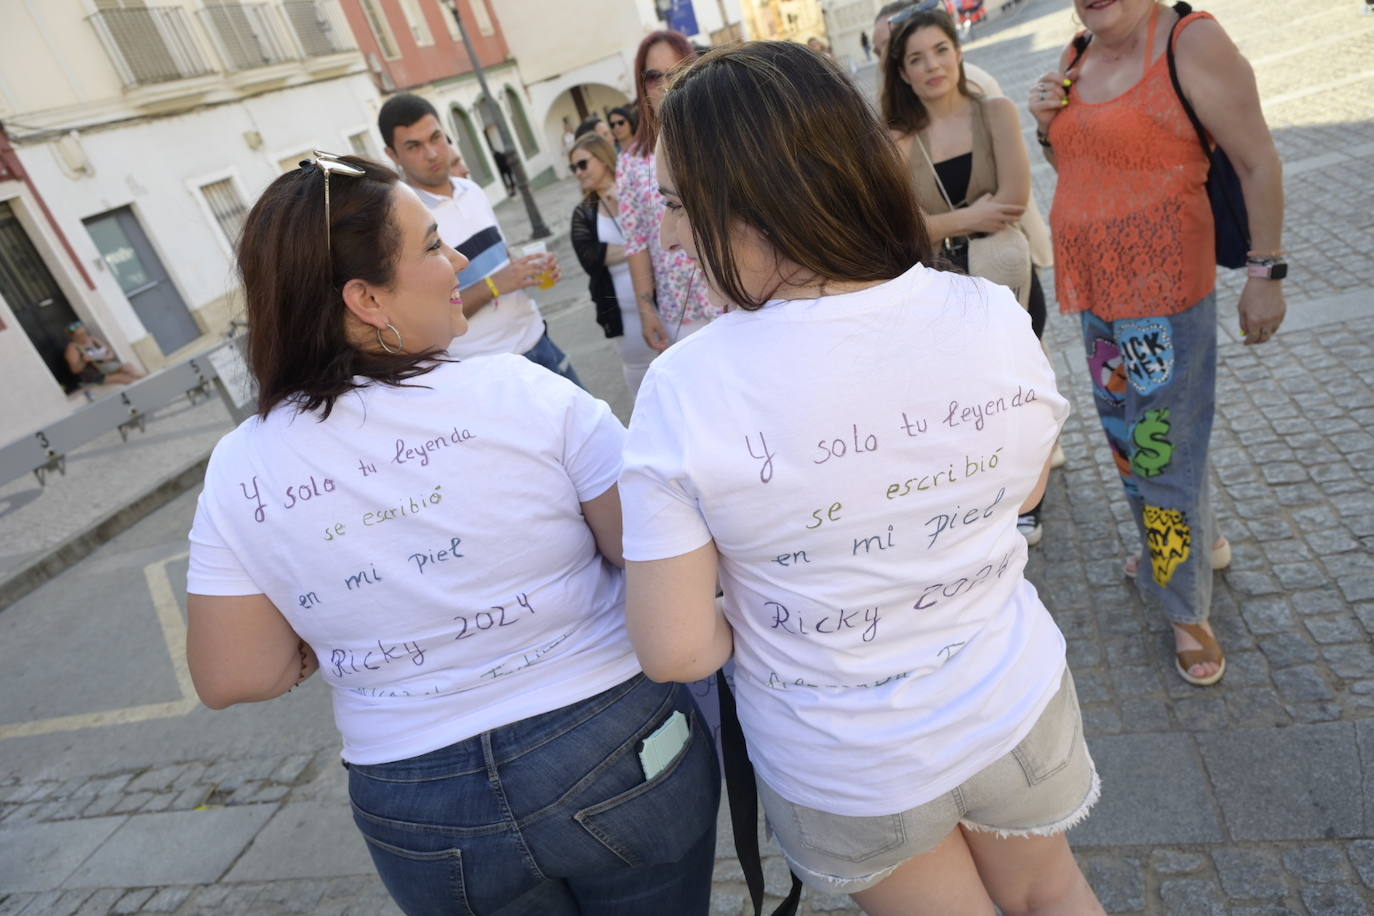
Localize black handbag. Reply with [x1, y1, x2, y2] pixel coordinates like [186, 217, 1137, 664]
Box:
[1065, 1, 1251, 268]
[1165, 2, 1251, 268]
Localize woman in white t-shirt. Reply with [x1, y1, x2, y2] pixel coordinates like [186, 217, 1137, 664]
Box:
[185, 154, 719, 916]
[620, 45, 1104, 914]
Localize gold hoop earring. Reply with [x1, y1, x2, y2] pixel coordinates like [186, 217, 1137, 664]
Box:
[377, 322, 404, 354]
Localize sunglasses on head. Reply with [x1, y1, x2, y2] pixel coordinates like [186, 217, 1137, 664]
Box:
[888, 0, 948, 29]
[642, 69, 666, 86]
[569, 158, 593, 174]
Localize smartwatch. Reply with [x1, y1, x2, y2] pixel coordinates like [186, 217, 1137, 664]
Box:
[1246, 257, 1287, 281]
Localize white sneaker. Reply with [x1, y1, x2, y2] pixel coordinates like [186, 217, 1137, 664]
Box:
[1017, 511, 1043, 546]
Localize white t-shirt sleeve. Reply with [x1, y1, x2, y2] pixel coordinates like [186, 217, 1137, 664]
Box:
[561, 385, 628, 502]
[620, 368, 714, 561]
[186, 470, 262, 596]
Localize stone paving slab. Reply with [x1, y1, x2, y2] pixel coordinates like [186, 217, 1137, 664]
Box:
[0, 817, 124, 893]
[224, 802, 375, 883]
[1070, 734, 1224, 847]
[1198, 722, 1366, 842]
[64, 805, 277, 888]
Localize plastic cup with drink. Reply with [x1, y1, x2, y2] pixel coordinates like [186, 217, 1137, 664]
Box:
[520, 241, 558, 290]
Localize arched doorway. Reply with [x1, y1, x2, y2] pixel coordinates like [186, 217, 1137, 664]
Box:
[449, 104, 493, 187]
[504, 86, 538, 159]
[542, 83, 631, 157]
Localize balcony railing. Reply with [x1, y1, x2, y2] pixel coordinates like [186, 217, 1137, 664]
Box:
[281, 0, 352, 57]
[87, 6, 216, 88]
[199, 2, 297, 72]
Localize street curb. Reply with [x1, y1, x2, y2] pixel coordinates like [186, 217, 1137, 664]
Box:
[0, 452, 212, 613]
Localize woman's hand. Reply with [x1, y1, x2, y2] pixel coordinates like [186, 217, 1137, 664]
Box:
[1237, 278, 1286, 346]
[640, 304, 671, 351]
[1028, 67, 1077, 134]
[962, 194, 1025, 234]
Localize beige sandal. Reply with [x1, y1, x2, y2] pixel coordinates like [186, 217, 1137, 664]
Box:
[1173, 622, 1226, 687]
[1124, 535, 1231, 579]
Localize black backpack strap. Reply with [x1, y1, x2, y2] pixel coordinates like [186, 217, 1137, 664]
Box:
[1164, 2, 1210, 153]
[717, 668, 803, 916]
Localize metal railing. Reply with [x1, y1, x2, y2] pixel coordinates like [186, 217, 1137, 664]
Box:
[199, 2, 297, 71]
[87, 6, 216, 88]
[281, 0, 353, 57]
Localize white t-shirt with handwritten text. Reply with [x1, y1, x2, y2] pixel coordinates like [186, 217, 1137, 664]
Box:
[188, 355, 639, 765]
[621, 266, 1070, 817]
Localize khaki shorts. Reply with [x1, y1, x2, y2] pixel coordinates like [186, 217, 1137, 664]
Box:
[758, 669, 1099, 895]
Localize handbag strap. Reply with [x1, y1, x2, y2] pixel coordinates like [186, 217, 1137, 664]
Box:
[717, 668, 803, 916]
[913, 134, 956, 212]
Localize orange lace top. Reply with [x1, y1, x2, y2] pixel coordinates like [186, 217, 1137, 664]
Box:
[1048, 11, 1215, 320]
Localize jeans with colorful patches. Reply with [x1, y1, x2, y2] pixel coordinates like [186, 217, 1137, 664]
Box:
[1080, 293, 1216, 626]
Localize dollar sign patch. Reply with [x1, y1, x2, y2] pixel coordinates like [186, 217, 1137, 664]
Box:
[1131, 409, 1174, 478]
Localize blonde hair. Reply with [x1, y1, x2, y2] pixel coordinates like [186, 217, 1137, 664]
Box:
[569, 133, 618, 203]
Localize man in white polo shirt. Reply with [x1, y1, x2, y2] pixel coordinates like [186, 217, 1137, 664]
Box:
[378, 94, 581, 385]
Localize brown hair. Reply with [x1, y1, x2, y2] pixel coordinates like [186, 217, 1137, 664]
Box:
[569, 133, 618, 204]
[659, 41, 932, 311]
[881, 9, 978, 136]
[237, 156, 441, 419]
[629, 30, 697, 158]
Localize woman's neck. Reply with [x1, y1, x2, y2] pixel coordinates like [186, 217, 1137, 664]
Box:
[594, 179, 616, 198]
[921, 87, 968, 122]
[1094, 1, 1159, 58]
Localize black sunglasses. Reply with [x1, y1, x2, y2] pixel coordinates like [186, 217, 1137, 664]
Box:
[609, 118, 628, 128]
[642, 69, 666, 86]
[569, 158, 593, 174]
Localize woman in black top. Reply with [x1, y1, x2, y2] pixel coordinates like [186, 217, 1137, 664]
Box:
[568, 134, 656, 396]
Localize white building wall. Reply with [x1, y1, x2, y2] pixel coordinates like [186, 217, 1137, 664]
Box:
[14, 73, 384, 353]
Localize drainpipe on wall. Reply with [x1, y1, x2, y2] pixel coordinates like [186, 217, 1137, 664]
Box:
[0, 124, 97, 291]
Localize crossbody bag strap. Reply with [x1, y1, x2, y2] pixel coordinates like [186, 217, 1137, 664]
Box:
[914, 134, 956, 212]
[716, 668, 803, 916]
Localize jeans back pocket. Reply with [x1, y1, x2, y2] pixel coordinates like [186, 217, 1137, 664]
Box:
[1011, 670, 1080, 786]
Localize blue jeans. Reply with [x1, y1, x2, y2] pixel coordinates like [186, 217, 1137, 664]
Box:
[523, 325, 584, 389]
[1081, 293, 1217, 625]
[347, 675, 720, 916]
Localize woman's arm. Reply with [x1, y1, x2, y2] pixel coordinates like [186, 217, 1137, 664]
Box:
[603, 244, 628, 267]
[569, 203, 609, 276]
[625, 542, 732, 683]
[1175, 18, 1285, 342]
[984, 96, 1031, 209]
[65, 342, 85, 374]
[186, 593, 318, 709]
[581, 485, 625, 569]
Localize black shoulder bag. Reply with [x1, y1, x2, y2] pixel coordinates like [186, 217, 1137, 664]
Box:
[716, 668, 803, 916]
[1165, 2, 1251, 268]
[1064, 2, 1251, 268]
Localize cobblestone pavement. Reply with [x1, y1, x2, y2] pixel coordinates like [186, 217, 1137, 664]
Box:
[2, 0, 1373, 913]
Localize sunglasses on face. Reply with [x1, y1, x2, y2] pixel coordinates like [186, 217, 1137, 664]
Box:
[609, 119, 628, 128]
[888, 0, 948, 29]
[643, 69, 666, 86]
[569, 158, 593, 174]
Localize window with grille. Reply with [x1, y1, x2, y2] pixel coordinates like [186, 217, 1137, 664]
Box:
[201, 178, 248, 248]
[359, 0, 399, 58]
[398, 0, 434, 46]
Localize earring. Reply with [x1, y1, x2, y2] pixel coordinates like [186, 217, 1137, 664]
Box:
[377, 322, 404, 354]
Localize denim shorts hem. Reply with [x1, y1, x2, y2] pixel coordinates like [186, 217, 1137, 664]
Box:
[778, 855, 902, 896]
[960, 765, 1101, 839]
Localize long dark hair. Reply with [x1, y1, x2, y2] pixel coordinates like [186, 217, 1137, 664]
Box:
[629, 30, 697, 158]
[237, 156, 440, 419]
[660, 41, 932, 310]
[881, 9, 978, 135]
